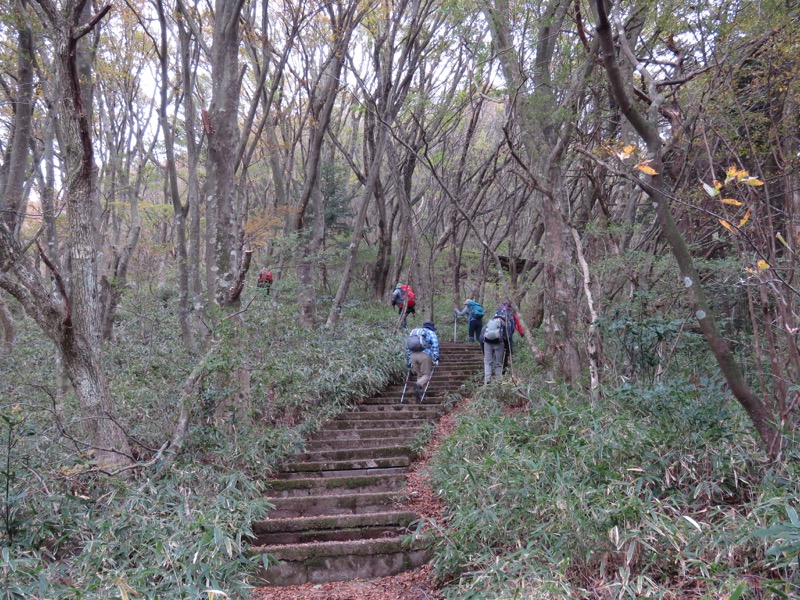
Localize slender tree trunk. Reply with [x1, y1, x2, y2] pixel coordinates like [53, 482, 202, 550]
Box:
[157, 0, 196, 353]
[0, 297, 14, 352]
[1, 0, 34, 236]
[593, 0, 781, 458]
[204, 0, 247, 308]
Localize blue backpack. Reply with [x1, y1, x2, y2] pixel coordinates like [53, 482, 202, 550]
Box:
[468, 301, 484, 317]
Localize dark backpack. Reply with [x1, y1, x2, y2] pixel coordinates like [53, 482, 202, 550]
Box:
[497, 304, 516, 329]
[405, 329, 429, 352]
[484, 318, 504, 342]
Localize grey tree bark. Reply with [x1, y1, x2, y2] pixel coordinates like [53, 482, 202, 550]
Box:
[1, 0, 134, 469]
[592, 0, 781, 458]
[204, 0, 247, 308]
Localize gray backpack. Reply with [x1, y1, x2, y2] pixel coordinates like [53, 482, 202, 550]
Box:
[405, 329, 429, 352]
[484, 318, 504, 342]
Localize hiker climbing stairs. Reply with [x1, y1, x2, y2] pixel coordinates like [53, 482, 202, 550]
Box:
[250, 341, 483, 587]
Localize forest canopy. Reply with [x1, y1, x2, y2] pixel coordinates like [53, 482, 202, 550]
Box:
[0, 0, 798, 597]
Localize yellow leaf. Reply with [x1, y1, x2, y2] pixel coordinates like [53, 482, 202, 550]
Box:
[719, 219, 735, 232]
[635, 161, 658, 175]
[757, 260, 770, 271]
[738, 209, 751, 227]
[713, 179, 722, 190]
[615, 144, 636, 160]
[741, 177, 764, 187]
[776, 232, 789, 249]
[720, 198, 743, 206]
[725, 165, 744, 184]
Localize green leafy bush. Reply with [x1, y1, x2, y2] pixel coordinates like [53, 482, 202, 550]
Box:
[428, 377, 799, 598]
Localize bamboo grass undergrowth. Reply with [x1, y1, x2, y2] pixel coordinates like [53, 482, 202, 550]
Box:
[428, 370, 800, 599]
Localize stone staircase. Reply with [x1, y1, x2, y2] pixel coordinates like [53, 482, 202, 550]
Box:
[250, 341, 483, 587]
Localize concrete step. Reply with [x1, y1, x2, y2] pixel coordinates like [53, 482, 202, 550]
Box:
[272, 466, 410, 480]
[297, 445, 415, 463]
[355, 403, 445, 413]
[279, 455, 411, 474]
[252, 511, 417, 546]
[266, 473, 408, 497]
[310, 427, 423, 441]
[335, 410, 440, 421]
[249, 343, 472, 587]
[322, 419, 431, 430]
[251, 536, 431, 586]
[265, 491, 402, 518]
[305, 436, 414, 451]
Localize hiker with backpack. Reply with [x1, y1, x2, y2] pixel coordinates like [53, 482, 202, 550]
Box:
[257, 268, 273, 295]
[480, 312, 510, 384]
[454, 298, 484, 343]
[496, 302, 524, 373]
[405, 321, 440, 401]
[391, 283, 416, 328]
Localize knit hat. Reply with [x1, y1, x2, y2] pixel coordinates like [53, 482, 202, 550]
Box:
[422, 321, 437, 332]
[396, 283, 403, 289]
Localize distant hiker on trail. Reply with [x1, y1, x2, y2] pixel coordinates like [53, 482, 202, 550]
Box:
[257, 268, 273, 295]
[480, 312, 509, 384]
[391, 283, 416, 328]
[454, 298, 484, 343]
[496, 302, 524, 373]
[405, 321, 439, 401]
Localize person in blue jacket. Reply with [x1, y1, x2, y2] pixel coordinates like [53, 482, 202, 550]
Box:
[405, 321, 440, 401]
[454, 299, 484, 343]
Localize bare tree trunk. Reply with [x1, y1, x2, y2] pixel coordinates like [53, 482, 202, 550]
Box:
[0, 297, 14, 352]
[204, 0, 247, 308]
[327, 127, 391, 328]
[157, 0, 196, 353]
[484, 0, 586, 383]
[1, 0, 34, 236]
[593, 0, 781, 458]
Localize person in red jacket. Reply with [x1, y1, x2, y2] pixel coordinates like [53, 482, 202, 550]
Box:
[391, 283, 416, 328]
[257, 268, 273, 294]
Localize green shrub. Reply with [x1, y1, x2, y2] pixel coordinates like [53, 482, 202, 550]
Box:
[427, 377, 799, 598]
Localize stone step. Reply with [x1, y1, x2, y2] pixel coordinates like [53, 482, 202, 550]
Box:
[252, 511, 417, 546]
[266, 473, 408, 497]
[355, 403, 445, 413]
[265, 491, 402, 518]
[335, 410, 439, 421]
[310, 427, 423, 441]
[251, 536, 431, 587]
[250, 343, 474, 587]
[360, 395, 453, 405]
[305, 436, 415, 452]
[298, 445, 415, 463]
[280, 455, 411, 474]
[321, 419, 430, 430]
[272, 466, 409, 480]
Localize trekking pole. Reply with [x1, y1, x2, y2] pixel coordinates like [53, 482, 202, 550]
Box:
[419, 365, 436, 403]
[400, 368, 411, 404]
[453, 316, 457, 343]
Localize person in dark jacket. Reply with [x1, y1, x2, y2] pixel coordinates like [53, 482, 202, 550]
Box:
[479, 313, 509, 384]
[496, 302, 524, 373]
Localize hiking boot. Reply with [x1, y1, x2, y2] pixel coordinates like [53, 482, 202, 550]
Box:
[414, 383, 423, 401]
